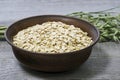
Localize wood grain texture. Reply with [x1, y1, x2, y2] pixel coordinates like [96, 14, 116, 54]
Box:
[0, 0, 120, 26]
[0, 0, 120, 80]
[1, 42, 120, 80]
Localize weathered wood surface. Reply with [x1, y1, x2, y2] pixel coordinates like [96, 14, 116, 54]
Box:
[1, 42, 120, 80]
[0, 0, 120, 80]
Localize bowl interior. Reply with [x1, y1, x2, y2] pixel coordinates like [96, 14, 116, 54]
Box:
[6, 15, 99, 48]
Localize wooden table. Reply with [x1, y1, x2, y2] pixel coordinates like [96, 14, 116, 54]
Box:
[0, 0, 120, 80]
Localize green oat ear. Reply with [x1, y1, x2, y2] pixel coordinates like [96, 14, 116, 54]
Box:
[67, 7, 120, 42]
[0, 26, 7, 41]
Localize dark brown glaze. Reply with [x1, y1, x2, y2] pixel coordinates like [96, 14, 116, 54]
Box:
[5, 15, 99, 72]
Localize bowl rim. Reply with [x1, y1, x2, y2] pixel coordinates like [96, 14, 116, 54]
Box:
[5, 15, 100, 55]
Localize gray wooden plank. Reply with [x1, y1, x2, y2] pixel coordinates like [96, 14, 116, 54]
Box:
[0, 42, 120, 80]
[0, 0, 120, 26]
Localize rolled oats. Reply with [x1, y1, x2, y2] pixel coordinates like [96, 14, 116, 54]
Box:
[13, 21, 93, 53]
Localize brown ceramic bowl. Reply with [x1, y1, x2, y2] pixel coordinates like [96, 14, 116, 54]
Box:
[5, 15, 99, 72]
